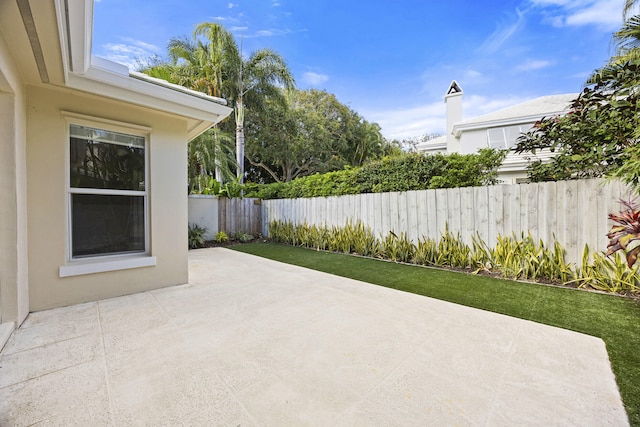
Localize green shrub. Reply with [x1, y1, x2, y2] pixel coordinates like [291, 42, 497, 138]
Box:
[188, 223, 207, 249]
[214, 231, 229, 243]
[233, 231, 254, 243]
[250, 150, 506, 199]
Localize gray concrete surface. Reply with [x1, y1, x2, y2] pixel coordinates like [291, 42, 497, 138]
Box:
[0, 247, 629, 426]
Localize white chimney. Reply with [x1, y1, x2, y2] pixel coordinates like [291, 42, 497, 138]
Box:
[445, 80, 462, 153]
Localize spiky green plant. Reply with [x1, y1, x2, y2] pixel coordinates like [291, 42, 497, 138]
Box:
[571, 244, 640, 293]
[188, 223, 208, 249]
[352, 222, 380, 257]
[395, 232, 416, 263]
[214, 231, 229, 243]
[381, 231, 401, 262]
[414, 237, 439, 266]
[436, 225, 471, 268]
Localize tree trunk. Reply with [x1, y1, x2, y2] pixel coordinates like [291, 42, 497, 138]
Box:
[236, 125, 244, 182]
[235, 97, 245, 183]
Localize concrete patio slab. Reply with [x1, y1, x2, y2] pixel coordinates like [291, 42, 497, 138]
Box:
[0, 247, 629, 426]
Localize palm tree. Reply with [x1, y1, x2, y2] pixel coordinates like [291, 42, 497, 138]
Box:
[588, 6, 640, 82]
[195, 23, 295, 182]
[188, 128, 237, 192]
[146, 23, 295, 183]
[613, 16, 640, 63]
[624, 0, 639, 19]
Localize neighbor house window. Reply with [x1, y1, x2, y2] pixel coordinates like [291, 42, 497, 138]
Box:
[487, 124, 532, 150]
[68, 124, 148, 259]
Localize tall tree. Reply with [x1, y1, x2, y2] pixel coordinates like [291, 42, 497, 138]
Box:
[244, 89, 388, 182]
[193, 23, 295, 182]
[145, 22, 294, 182]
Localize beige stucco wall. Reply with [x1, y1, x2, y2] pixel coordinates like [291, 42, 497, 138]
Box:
[188, 195, 219, 240]
[0, 33, 29, 326]
[26, 84, 189, 311]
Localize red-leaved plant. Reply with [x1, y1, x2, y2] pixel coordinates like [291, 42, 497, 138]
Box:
[606, 199, 640, 267]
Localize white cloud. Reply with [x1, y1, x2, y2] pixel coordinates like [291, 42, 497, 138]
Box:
[479, 9, 526, 53]
[241, 27, 294, 38]
[98, 38, 162, 70]
[255, 30, 276, 36]
[362, 101, 446, 141]
[228, 3, 238, 8]
[530, 0, 626, 30]
[302, 72, 329, 86]
[465, 69, 483, 79]
[516, 59, 553, 71]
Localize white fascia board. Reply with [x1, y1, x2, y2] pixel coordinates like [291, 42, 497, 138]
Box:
[66, 66, 232, 127]
[452, 112, 566, 137]
[415, 141, 447, 152]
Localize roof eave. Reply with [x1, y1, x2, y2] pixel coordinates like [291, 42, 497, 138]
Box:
[56, 0, 232, 140]
[452, 111, 568, 137]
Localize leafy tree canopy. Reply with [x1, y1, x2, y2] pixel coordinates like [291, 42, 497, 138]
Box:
[244, 88, 391, 183]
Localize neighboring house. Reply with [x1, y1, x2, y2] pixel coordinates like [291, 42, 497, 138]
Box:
[0, 0, 232, 345]
[416, 81, 577, 184]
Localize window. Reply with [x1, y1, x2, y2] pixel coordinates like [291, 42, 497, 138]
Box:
[486, 124, 533, 150]
[68, 124, 148, 259]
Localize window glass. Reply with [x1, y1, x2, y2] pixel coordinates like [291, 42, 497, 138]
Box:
[487, 128, 506, 149]
[70, 125, 145, 191]
[71, 194, 145, 258]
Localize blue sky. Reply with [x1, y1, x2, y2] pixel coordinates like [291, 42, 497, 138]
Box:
[92, 0, 634, 140]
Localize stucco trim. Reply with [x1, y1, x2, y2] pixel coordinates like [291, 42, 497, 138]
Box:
[61, 110, 153, 131]
[59, 255, 157, 277]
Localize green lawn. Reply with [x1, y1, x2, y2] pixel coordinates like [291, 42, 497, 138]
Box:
[231, 242, 640, 426]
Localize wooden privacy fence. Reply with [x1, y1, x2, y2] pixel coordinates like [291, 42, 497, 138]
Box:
[260, 179, 634, 266]
[188, 195, 262, 238]
[218, 197, 262, 235]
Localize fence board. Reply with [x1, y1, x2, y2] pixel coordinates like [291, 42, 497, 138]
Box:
[406, 191, 418, 242]
[475, 186, 489, 244]
[487, 185, 503, 244]
[416, 190, 429, 240]
[459, 187, 474, 243]
[425, 189, 438, 239]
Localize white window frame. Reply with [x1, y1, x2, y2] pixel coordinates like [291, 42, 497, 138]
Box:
[60, 112, 156, 277]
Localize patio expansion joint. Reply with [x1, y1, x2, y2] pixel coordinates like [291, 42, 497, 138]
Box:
[0, 358, 96, 391]
[96, 301, 117, 426]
